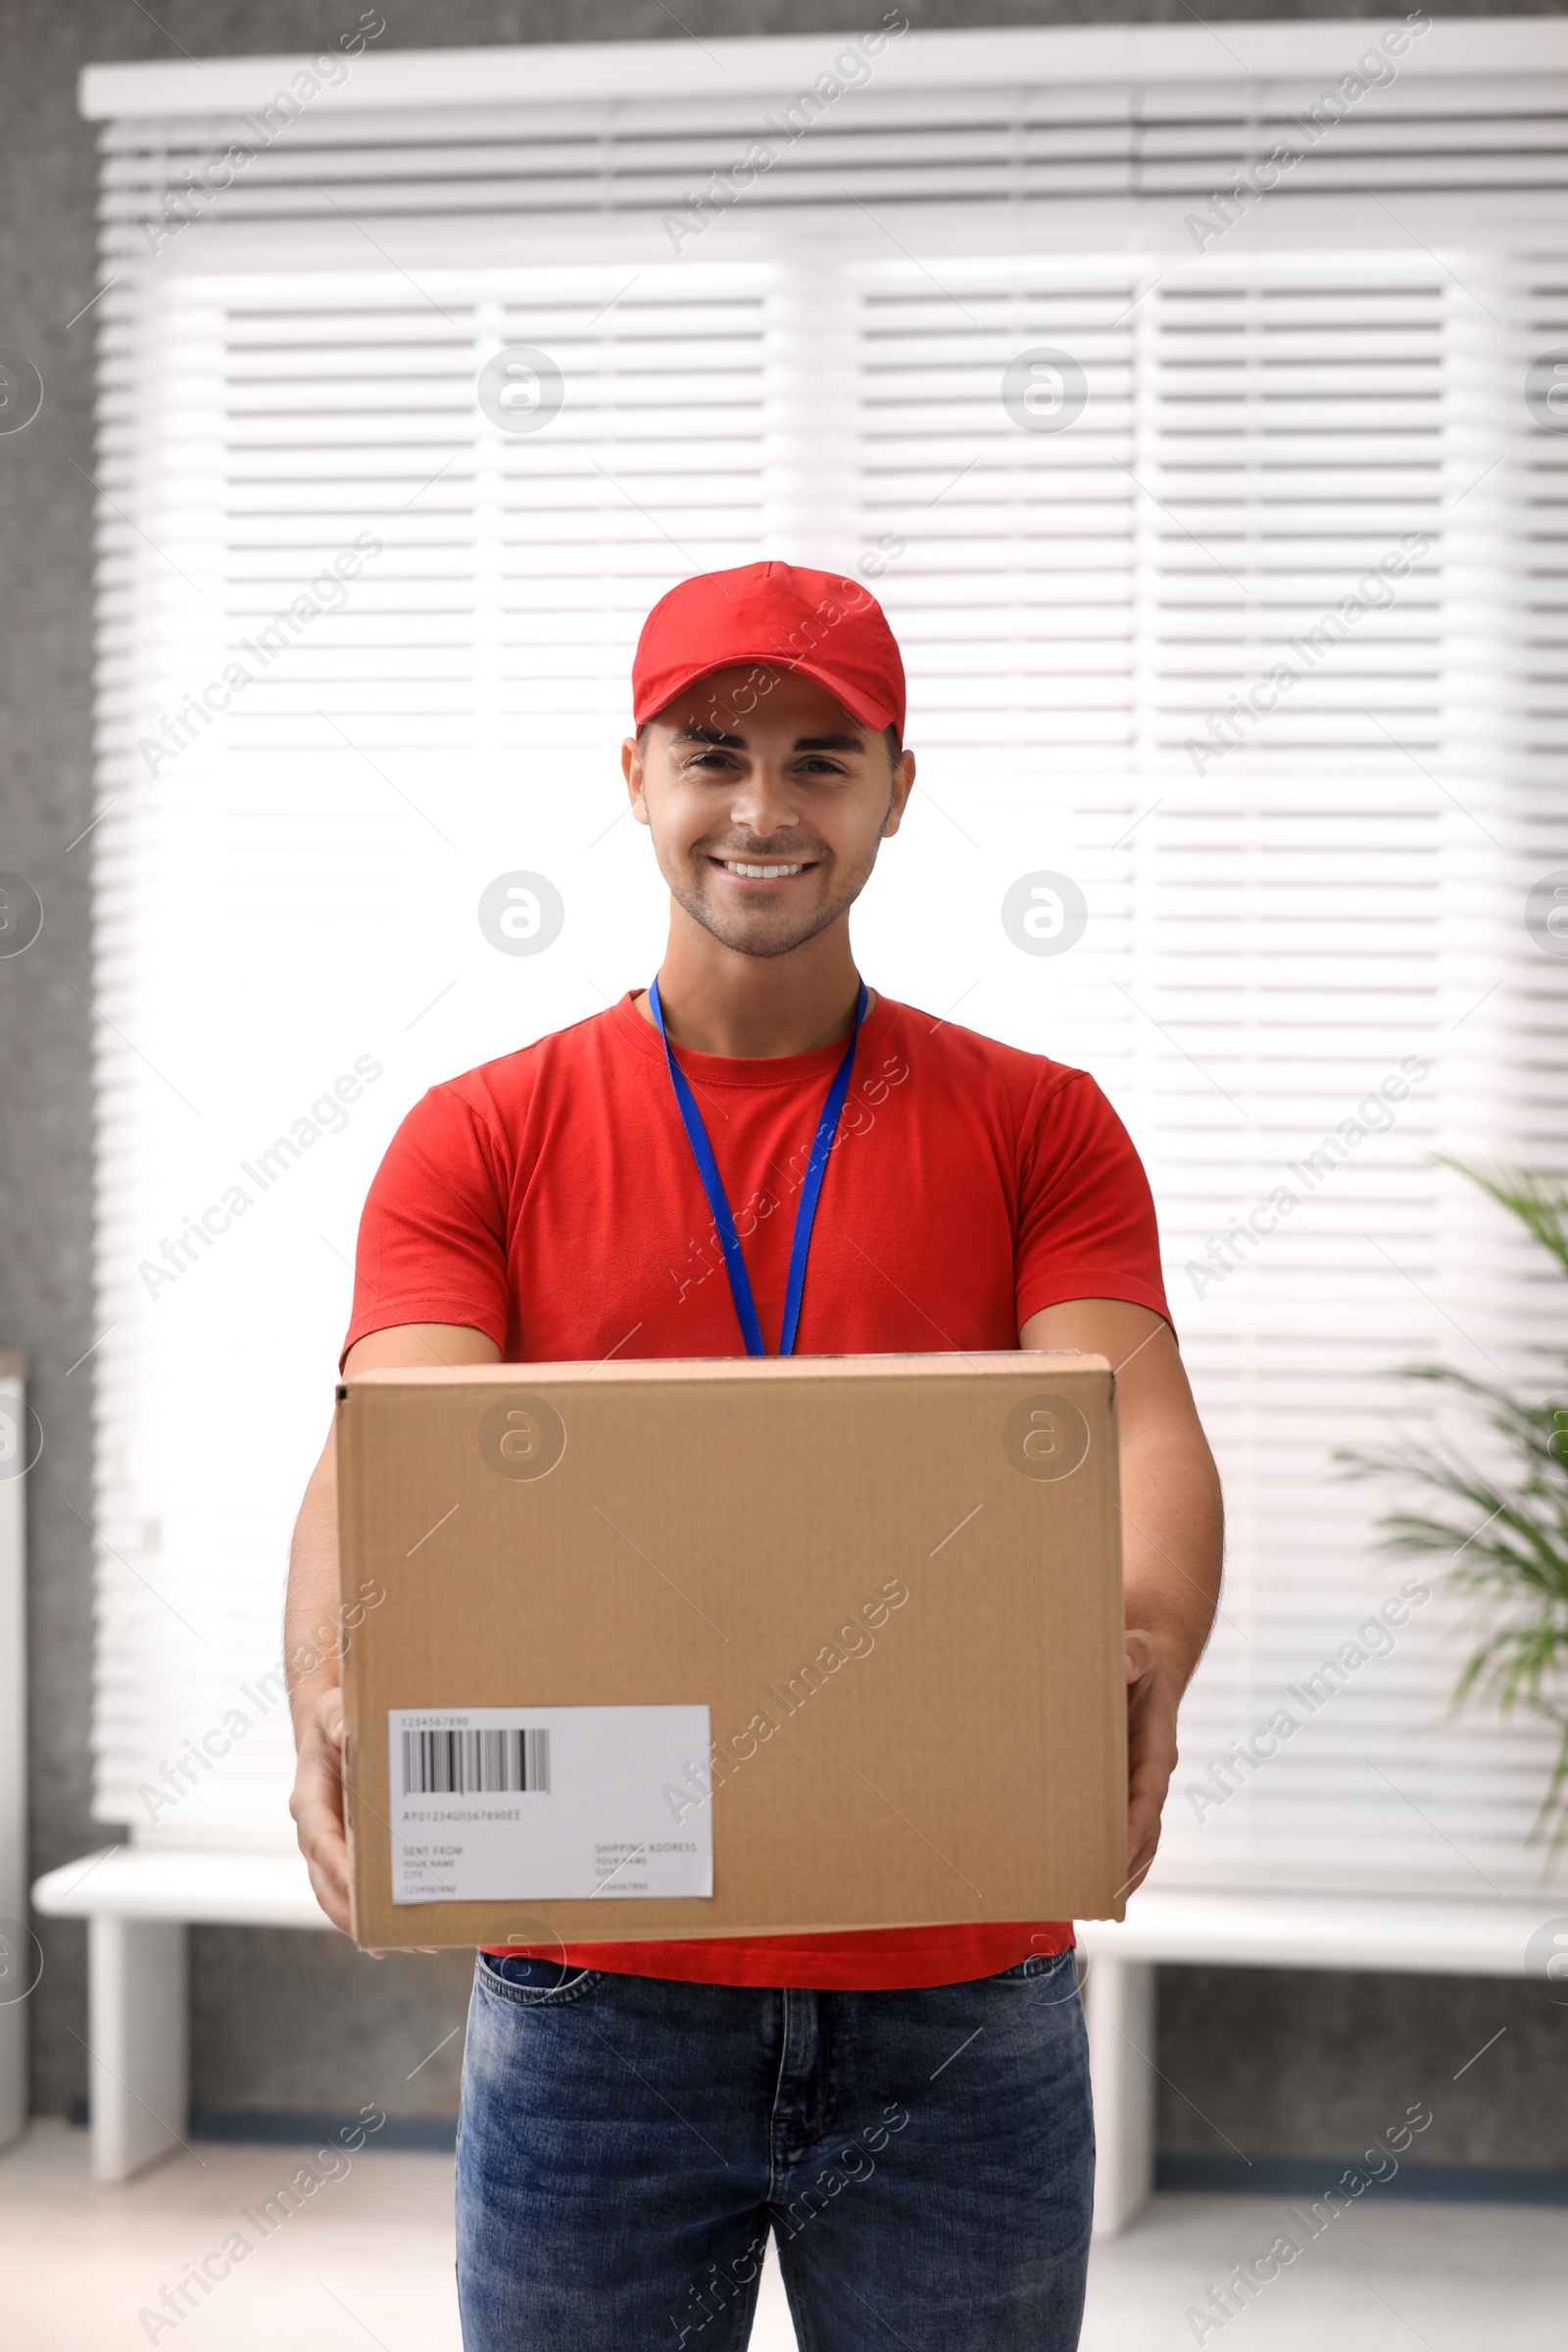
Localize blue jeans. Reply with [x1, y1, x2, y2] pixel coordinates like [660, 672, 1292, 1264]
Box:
[456, 1947, 1094, 2350]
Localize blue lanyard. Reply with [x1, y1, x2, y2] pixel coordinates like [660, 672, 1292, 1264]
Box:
[648, 977, 867, 1356]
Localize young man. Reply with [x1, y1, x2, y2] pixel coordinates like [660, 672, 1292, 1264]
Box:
[287, 562, 1222, 2351]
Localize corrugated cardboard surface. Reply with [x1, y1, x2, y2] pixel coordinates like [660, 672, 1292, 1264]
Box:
[337, 1353, 1126, 1949]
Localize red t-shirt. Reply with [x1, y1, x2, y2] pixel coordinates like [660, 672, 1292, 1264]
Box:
[343, 990, 1169, 1989]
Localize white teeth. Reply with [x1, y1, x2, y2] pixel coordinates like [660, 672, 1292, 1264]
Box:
[722, 860, 803, 879]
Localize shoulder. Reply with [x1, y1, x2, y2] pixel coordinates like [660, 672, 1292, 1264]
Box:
[425, 1004, 625, 1126]
[879, 998, 1092, 1111]
[878, 999, 1139, 1180]
[386, 1004, 628, 1174]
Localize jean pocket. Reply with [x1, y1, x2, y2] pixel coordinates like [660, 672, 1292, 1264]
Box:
[475, 1952, 605, 2008]
[991, 1947, 1077, 1984]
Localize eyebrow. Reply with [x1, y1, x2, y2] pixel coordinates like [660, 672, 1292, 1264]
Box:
[667, 726, 868, 754]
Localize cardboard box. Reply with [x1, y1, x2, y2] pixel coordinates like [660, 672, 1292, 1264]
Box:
[336, 1352, 1127, 1950]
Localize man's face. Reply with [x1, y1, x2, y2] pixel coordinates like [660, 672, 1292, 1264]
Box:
[622, 665, 915, 959]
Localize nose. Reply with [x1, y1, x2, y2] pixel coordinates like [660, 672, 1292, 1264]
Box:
[723, 758, 802, 842]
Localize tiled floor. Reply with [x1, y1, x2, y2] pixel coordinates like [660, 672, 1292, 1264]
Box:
[1078, 2186, 1568, 2351]
[0, 2122, 463, 2352]
[4, 2121, 1567, 2349]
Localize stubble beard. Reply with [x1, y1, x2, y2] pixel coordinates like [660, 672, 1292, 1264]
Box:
[669, 842, 877, 959]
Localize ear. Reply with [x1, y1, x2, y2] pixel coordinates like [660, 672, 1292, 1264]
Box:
[622, 732, 651, 829]
[879, 747, 916, 839]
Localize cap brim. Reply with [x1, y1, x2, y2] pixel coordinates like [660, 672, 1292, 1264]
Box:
[641, 653, 897, 735]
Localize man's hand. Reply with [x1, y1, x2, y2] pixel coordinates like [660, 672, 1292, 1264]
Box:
[288, 1686, 442, 1959]
[291, 1685, 352, 1934]
[285, 1324, 500, 1949]
[1124, 1628, 1179, 1893]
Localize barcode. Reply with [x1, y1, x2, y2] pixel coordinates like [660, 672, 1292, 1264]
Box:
[401, 1727, 551, 1797]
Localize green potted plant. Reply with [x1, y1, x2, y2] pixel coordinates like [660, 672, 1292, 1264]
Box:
[1339, 1160, 1568, 1849]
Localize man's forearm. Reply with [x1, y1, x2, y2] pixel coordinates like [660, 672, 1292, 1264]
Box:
[285, 1333, 498, 1749]
[286, 1433, 344, 1744]
[1119, 1423, 1223, 1695]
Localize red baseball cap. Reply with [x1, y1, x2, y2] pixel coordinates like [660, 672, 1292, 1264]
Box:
[632, 561, 906, 740]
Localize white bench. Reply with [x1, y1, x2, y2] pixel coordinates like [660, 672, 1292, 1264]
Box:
[1076, 1888, 1563, 2230]
[32, 1851, 1563, 2224]
[32, 1847, 330, 2180]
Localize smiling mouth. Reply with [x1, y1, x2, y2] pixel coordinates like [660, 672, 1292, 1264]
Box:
[710, 857, 816, 881]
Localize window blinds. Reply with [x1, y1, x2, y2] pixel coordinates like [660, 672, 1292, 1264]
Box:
[81, 25, 1568, 1898]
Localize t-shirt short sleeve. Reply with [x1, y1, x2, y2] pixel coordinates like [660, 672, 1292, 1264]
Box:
[340, 1085, 512, 1366]
[1014, 1069, 1172, 1333]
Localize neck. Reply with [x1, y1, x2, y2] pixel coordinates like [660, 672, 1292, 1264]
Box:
[640, 906, 868, 1057]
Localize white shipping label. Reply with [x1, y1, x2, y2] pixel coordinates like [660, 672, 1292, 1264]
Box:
[387, 1705, 712, 1904]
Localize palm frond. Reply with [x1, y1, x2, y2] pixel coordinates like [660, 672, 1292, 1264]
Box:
[1339, 1157, 1568, 1848]
[1435, 1154, 1568, 1280]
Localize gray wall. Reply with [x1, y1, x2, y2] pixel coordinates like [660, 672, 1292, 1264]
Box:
[1157, 1969, 1568, 2175]
[3, 0, 1564, 2162]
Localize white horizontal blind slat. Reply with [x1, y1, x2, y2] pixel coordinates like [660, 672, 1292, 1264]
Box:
[86, 71, 1568, 288]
